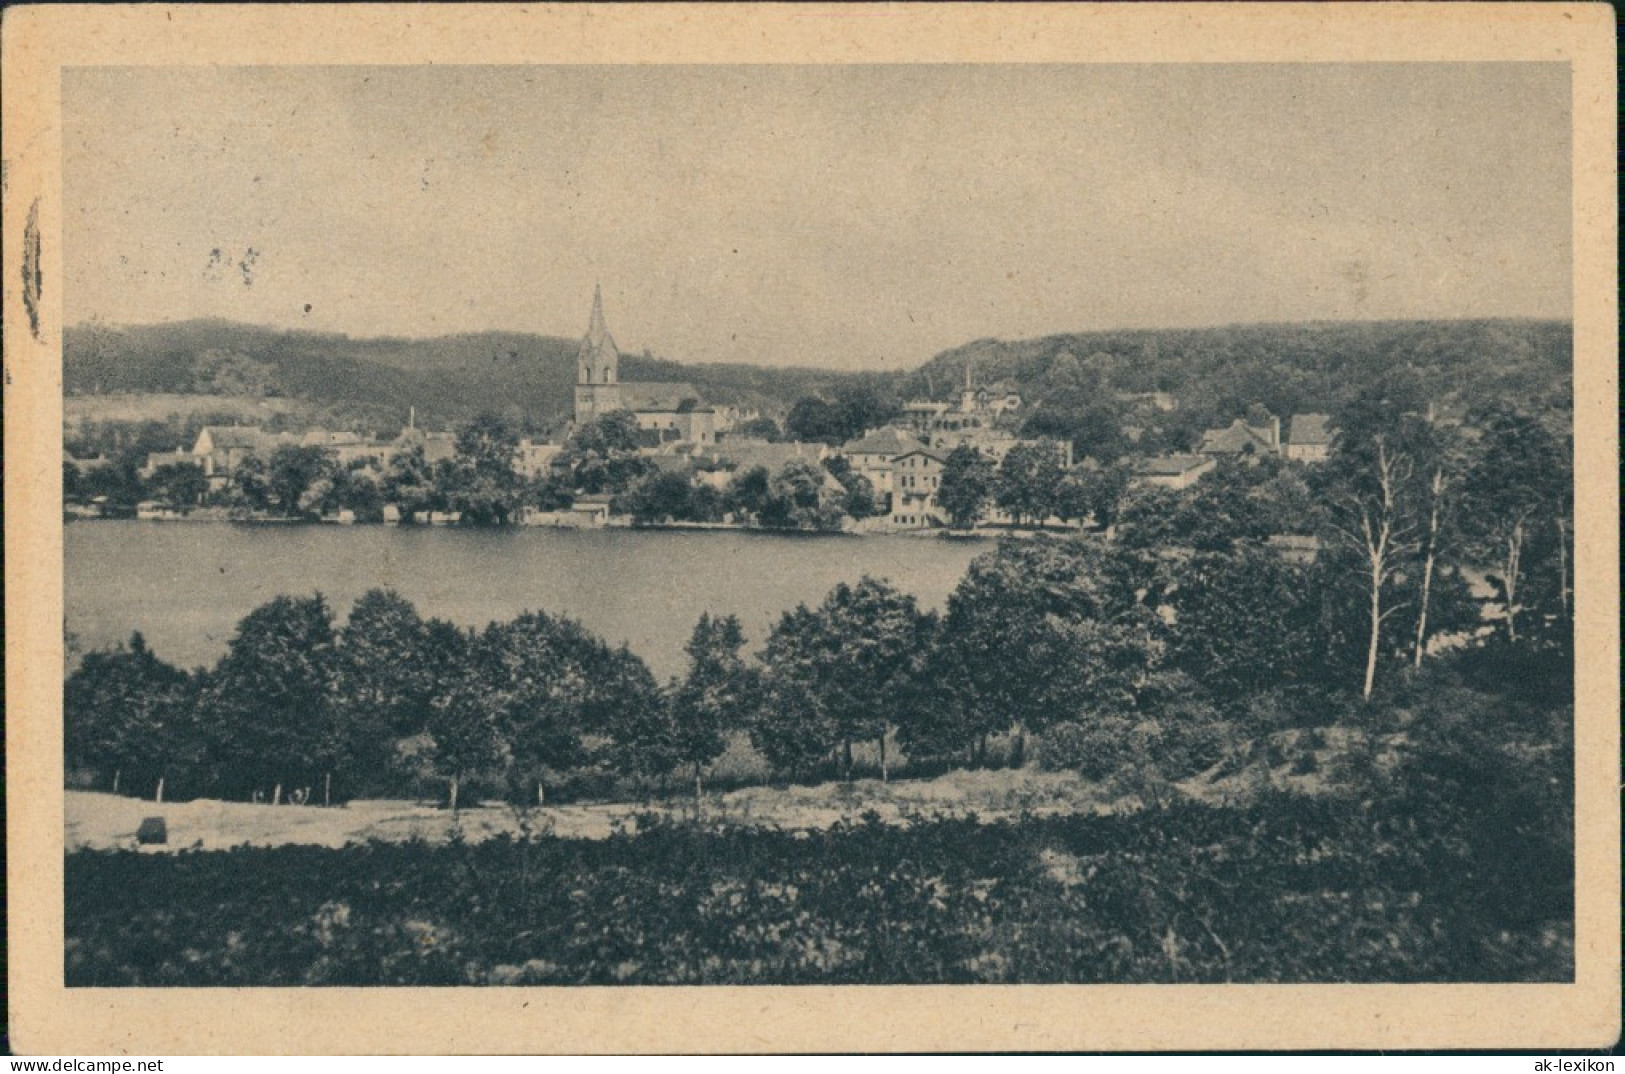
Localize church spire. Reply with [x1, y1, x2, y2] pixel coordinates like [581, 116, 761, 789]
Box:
[575, 284, 620, 418]
[587, 282, 608, 344]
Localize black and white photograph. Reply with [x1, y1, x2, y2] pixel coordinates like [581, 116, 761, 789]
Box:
[5, 2, 1617, 1056]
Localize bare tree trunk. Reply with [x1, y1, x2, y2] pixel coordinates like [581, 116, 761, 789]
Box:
[1556, 517, 1570, 619]
[112, 768, 121, 795]
[273, 782, 282, 807]
[1343, 436, 1411, 703]
[1412, 473, 1443, 669]
[1412, 550, 1435, 670]
[694, 761, 704, 800]
[1363, 560, 1383, 702]
[536, 779, 545, 807]
[1503, 526, 1524, 643]
[878, 736, 888, 783]
[842, 739, 854, 782]
[448, 776, 460, 813]
[155, 776, 165, 804]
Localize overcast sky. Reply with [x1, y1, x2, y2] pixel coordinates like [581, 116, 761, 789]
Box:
[64, 64, 1570, 370]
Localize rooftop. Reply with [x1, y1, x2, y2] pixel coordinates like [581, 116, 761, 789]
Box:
[1288, 413, 1334, 446]
[842, 427, 926, 456]
[623, 381, 705, 413]
[1135, 453, 1213, 476]
[1198, 419, 1277, 456]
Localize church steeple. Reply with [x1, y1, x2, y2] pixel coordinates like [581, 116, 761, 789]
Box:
[586, 283, 608, 345]
[574, 284, 622, 424]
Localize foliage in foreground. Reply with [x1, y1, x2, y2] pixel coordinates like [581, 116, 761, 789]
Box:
[67, 747, 1571, 987]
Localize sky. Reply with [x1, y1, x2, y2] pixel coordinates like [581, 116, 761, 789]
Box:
[64, 64, 1571, 370]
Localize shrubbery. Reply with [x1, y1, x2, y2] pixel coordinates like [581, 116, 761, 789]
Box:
[65, 785, 1573, 986]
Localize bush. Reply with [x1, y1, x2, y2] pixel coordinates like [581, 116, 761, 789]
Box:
[1038, 717, 1139, 780]
[65, 793, 1573, 986]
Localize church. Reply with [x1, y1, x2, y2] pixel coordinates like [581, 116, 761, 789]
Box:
[572, 286, 720, 446]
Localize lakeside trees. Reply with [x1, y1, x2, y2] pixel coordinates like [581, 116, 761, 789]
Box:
[65, 632, 193, 800]
[753, 579, 933, 782]
[665, 614, 757, 796]
[64, 394, 1575, 804]
[196, 595, 343, 805]
[783, 383, 901, 445]
[934, 438, 1080, 530]
[723, 460, 847, 532]
[936, 446, 994, 530]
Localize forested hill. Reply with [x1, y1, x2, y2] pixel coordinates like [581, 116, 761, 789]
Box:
[903, 319, 1573, 430]
[62, 320, 871, 433]
[65, 316, 1571, 437]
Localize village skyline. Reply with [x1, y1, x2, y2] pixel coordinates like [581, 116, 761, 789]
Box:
[65, 63, 1571, 370]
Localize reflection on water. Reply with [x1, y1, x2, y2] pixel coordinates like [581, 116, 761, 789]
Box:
[65, 522, 985, 680]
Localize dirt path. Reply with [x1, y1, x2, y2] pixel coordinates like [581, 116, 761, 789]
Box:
[66, 768, 1124, 853]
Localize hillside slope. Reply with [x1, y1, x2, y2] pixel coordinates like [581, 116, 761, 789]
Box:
[902, 319, 1573, 429]
[63, 320, 868, 432]
[64, 317, 1572, 439]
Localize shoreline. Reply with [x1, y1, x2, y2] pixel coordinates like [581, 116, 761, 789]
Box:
[67, 512, 1087, 541]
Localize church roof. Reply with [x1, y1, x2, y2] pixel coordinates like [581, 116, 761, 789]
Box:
[623, 381, 704, 412]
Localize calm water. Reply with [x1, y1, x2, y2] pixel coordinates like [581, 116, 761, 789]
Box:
[65, 522, 986, 680]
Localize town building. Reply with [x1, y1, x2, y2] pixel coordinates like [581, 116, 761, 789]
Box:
[392, 417, 458, 465]
[840, 427, 926, 507]
[1197, 415, 1281, 459]
[571, 286, 727, 446]
[515, 438, 564, 479]
[1284, 413, 1334, 463]
[899, 363, 1023, 439]
[889, 446, 948, 528]
[930, 426, 1073, 469]
[190, 425, 293, 489]
[139, 448, 198, 479]
[1132, 453, 1216, 490]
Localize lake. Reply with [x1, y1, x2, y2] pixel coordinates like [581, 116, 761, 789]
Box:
[65, 522, 987, 680]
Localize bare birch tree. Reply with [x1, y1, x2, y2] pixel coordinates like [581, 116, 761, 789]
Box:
[1327, 435, 1417, 701]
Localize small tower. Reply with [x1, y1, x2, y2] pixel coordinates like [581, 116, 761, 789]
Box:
[574, 284, 623, 424]
[960, 358, 978, 413]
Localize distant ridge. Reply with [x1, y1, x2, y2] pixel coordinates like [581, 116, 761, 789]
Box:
[62, 319, 873, 431]
[64, 315, 1572, 435]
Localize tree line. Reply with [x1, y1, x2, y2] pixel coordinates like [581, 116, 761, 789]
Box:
[74, 408, 885, 532]
[66, 400, 1571, 808]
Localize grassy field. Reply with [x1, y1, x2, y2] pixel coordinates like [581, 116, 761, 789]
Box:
[65, 729, 1362, 853]
[67, 768, 1121, 852]
[64, 392, 314, 429]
